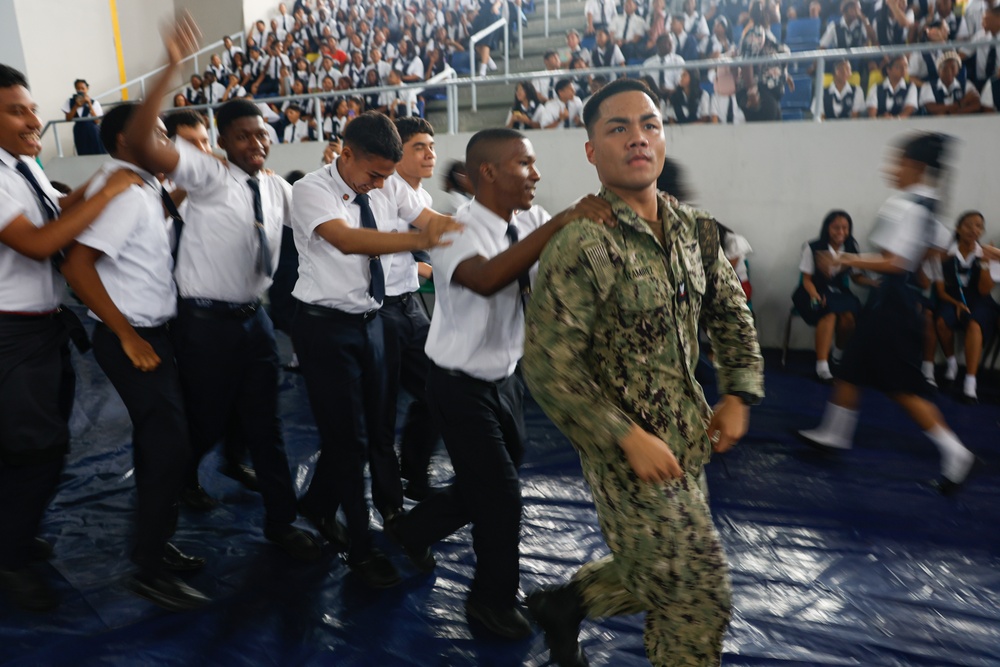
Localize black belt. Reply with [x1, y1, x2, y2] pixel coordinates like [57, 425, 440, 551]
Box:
[95, 321, 170, 335]
[0, 309, 59, 322]
[435, 364, 510, 386]
[383, 292, 415, 305]
[180, 297, 261, 320]
[300, 303, 379, 323]
[0, 307, 91, 352]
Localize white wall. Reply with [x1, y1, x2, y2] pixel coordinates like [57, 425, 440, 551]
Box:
[42, 115, 1000, 349]
[0, 1, 27, 74]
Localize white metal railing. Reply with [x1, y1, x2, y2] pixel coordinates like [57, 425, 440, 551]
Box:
[469, 17, 511, 112]
[542, 0, 562, 38]
[92, 31, 246, 104]
[39, 38, 1000, 156]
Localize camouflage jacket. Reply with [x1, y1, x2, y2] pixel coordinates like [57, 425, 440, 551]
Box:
[523, 187, 764, 476]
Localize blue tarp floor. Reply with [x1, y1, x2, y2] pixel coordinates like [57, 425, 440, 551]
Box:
[2, 338, 998, 667]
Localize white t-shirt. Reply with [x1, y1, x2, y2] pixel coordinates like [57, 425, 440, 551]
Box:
[424, 199, 549, 381]
[169, 138, 292, 303]
[0, 149, 63, 312]
[76, 160, 177, 327]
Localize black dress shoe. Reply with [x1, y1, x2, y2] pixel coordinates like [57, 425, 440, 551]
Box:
[383, 512, 436, 574]
[161, 543, 207, 572]
[0, 567, 58, 612]
[527, 585, 589, 666]
[298, 509, 350, 553]
[30, 537, 54, 561]
[264, 525, 322, 562]
[219, 462, 260, 492]
[127, 571, 210, 612]
[465, 597, 532, 640]
[180, 485, 217, 511]
[403, 481, 433, 502]
[347, 549, 402, 589]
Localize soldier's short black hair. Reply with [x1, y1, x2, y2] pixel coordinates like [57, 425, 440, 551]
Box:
[100, 103, 138, 156]
[0, 65, 28, 90]
[216, 99, 263, 135]
[583, 78, 659, 137]
[164, 110, 207, 139]
[344, 111, 403, 162]
[395, 117, 434, 144]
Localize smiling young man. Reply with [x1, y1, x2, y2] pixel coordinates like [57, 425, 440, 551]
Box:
[522, 79, 763, 667]
[384, 128, 613, 639]
[119, 20, 322, 565]
[0, 64, 140, 612]
[290, 110, 461, 588]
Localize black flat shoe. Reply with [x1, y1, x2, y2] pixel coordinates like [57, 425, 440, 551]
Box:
[219, 462, 260, 492]
[527, 586, 589, 666]
[384, 512, 436, 574]
[0, 567, 58, 612]
[465, 597, 532, 640]
[161, 542, 206, 572]
[180, 485, 217, 511]
[298, 507, 350, 553]
[127, 572, 210, 612]
[403, 481, 433, 502]
[347, 549, 401, 589]
[264, 525, 322, 562]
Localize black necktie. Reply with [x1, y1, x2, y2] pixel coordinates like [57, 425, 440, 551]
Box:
[246, 178, 273, 276]
[505, 223, 531, 312]
[14, 160, 58, 222]
[726, 96, 734, 123]
[660, 56, 666, 89]
[354, 193, 386, 304]
[624, 14, 632, 40]
[564, 102, 571, 128]
[986, 45, 997, 82]
[160, 187, 184, 263]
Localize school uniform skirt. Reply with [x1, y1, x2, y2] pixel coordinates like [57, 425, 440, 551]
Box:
[937, 293, 999, 343]
[792, 285, 861, 326]
[838, 274, 930, 396]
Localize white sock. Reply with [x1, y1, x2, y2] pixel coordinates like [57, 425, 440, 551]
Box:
[921, 361, 934, 378]
[925, 424, 973, 483]
[945, 356, 958, 380]
[800, 403, 857, 449]
[963, 374, 977, 399]
[478, 62, 488, 76]
[487, 57, 497, 70]
[831, 346, 843, 363]
[816, 360, 832, 380]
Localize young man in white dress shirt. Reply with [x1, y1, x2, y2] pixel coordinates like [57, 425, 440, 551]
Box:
[384, 128, 612, 639]
[61, 102, 211, 613]
[539, 79, 586, 129]
[290, 111, 460, 588]
[0, 64, 140, 612]
[122, 27, 323, 564]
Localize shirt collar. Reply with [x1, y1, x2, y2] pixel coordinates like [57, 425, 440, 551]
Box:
[904, 183, 938, 199]
[598, 185, 680, 245]
[109, 158, 159, 190]
[465, 198, 514, 236]
[936, 78, 960, 93]
[0, 146, 25, 171]
[328, 156, 362, 202]
[886, 78, 907, 93]
[947, 241, 983, 262]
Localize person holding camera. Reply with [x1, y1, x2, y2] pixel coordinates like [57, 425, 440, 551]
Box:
[61, 79, 105, 155]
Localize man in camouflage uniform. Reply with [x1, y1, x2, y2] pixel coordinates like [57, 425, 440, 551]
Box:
[522, 79, 764, 667]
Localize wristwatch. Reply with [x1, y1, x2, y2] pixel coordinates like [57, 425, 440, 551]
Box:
[727, 391, 761, 406]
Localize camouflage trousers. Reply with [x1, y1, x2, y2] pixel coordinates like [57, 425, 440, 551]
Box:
[571, 471, 731, 667]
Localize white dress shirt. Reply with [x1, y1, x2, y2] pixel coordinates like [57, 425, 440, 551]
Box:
[77, 160, 177, 327]
[384, 173, 432, 296]
[611, 12, 648, 43]
[282, 119, 310, 143]
[169, 139, 291, 303]
[539, 96, 585, 128]
[822, 81, 866, 117]
[869, 184, 951, 273]
[710, 93, 745, 123]
[643, 53, 685, 91]
[291, 159, 419, 313]
[424, 199, 549, 381]
[0, 148, 64, 312]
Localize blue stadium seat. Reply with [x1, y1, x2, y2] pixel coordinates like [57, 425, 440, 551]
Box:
[417, 99, 425, 118]
[785, 18, 821, 47]
[581, 35, 596, 51]
[700, 80, 715, 96]
[450, 51, 471, 75]
[781, 108, 805, 120]
[770, 22, 783, 41]
[781, 74, 813, 111]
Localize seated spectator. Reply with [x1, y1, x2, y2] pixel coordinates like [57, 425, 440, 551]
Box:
[361, 70, 382, 111]
[822, 59, 866, 119]
[585, 0, 618, 35]
[643, 0, 670, 56]
[581, 74, 609, 106]
[709, 15, 738, 57]
[644, 34, 686, 99]
[867, 54, 918, 117]
[677, 0, 712, 58]
[871, 0, 913, 47]
[981, 76, 1000, 111]
[222, 73, 247, 101]
[281, 104, 311, 143]
[591, 27, 626, 73]
[921, 0, 964, 42]
[200, 70, 227, 106]
[221, 35, 243, 72]
[245, 47, 266, 96]
[207, 54, 228, 83]
[184, 74, 205, 105]
[564, 29, 592, 65]
[962, 4, 1000, 92]
[668, 13, 702, 61]
[918, 51, 981, 115]
[322, 97, 351, 140]
[711, 89, 747, 123]
[568, 55, 592, 96]
[343, 49, 368, 88]
[668, 68, 712, 122]
[395, 38, 426, 83]
[538, 78, 585, 128]
[292, 58, 312, 88]
[611, 0, 650, 60]
[956, 0, 996, 41]
[505, 81, 543, 129]
[380, 69, 420, 118]
[907, 19, 951, 86]
[792, 210, 874, 381]
[934, 211, 999, 403]
[282, 79, 317, 119]
[534, 50, 564, 103]
[62, 79, 105, 155]
[173, 93, 188, 108]
[821, 0, 875, 50]
[424, 43, 448, 78]
[736, 0, 788, 121]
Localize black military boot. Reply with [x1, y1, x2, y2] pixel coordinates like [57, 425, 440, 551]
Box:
[526, 582, 589, 667]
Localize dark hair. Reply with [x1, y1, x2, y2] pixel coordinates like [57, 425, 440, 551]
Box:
[818, 209, 859, 252]
[216, 99, 263, 135]
[748, 0, 767, 25]
[515, 81, 540, 109]
[465, 128, 524, 188]
[164, 110, 208, 138]
[73, 79, 88, 88]
[656, 156, 693, 201]
[0, 65, 28, 90]
[443, 160, 468, 193]
[395, 116, 434, 144]
[953, 210, 984, 239]
[343, 111, 403, 161]
[555, 78, 575, 95]
[543, 49, 558, 61]
[285, 170, 306, 186]
[899, 131, 952, 171]
[100, 103, 138, 155]
[583, 78, 659, 135]
[285, 104, 302, 115]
